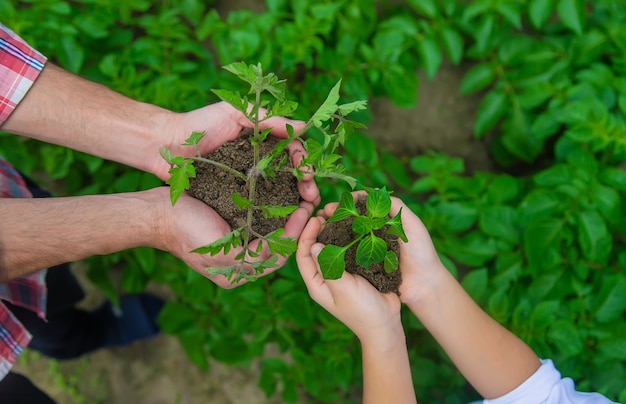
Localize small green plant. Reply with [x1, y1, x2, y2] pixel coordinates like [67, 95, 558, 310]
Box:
[318, 188, 407, 280]
[160, 62, 392, 283]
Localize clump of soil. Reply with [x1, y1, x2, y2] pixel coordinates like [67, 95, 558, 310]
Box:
[318, 195, 402, 295]
[188, 129, 300, 236]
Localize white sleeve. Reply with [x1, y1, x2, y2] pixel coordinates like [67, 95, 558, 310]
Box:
[482, 359, 617, 404]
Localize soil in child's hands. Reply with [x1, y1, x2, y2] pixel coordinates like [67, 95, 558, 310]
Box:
[188, 129, 300, 236]
[318, 195, 402, 295]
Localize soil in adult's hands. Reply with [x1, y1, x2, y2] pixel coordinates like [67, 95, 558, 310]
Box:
[188, 129, 300, 236]
[318, 195, 402, 294]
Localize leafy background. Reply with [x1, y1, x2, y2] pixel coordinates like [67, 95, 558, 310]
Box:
[2, 0, 626, 402]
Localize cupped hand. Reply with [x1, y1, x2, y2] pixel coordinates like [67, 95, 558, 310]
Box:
[153, 101, 320, 206]
[317, 193, 446, 307]
[158, 187, 316, 288]
[296, 212, 401, 341]
[387, 198, 448, 306]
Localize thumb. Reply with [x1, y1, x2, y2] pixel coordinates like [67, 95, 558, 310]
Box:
[311, 243, 323, 258]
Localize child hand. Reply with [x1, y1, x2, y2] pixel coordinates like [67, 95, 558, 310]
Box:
[388, 197, 448, 306]
[296, 214, 402, 344]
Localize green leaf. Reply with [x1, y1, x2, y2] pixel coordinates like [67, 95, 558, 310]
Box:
[530, 300, 560, 330]
[474, 15, 494, 53]
[232, 193, 252, 210]
[327, 192, 358, 222]
[338, 100, 368, 116]
[460, 63, 495, 95]
[264, 229, 297, 257]
[533, 164, 572, 186]
[192, 230, 243, 255]
[529, 0, 556, 29]
[250, 255, 279, 275]
[599, 168, 626, 191]
[577, 210, 612, 263]
[496, 3, 522, 28]
[523, 220, 563, 271]
[211, 89, 248, 115]
[366, 188, 392, 218]
[418, 37, 442, 80]
[318, 245, 347, 280]
[158, 302, 198, 334]
[182, 131, 205, 147]
[222, 61, 256, 86]
[383, 65, 419, 108]
[592, 275, 626, 323]
[408, 0, 437, 17]
[441, 27, 464, 65]
[474, 90, 507, 137]
[479, 205, 519, 245]
[557, 0, 585, 34]
[261, 205, 299, 219]
[548, 319, 583, 357]
[160, 147, 174, 164]
[461, 268, 488, 303]
[269, 100, 298, 118]
[166, 160, 196, 205]
[352, 216, 373, 234]
[311, 80, 341, 127]
[356, 235, 387, 269]
[178, 333, 209, 371]
[315, 171, 358, 189]
[384, 250, 399, 273]
[386, 208, 408, 242]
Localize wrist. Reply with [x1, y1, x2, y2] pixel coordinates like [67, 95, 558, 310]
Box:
[401, 262, 451, 308]
[146, 110, 181, 180]
[129, 187, 170, 251]
[358, 316, 406, 353]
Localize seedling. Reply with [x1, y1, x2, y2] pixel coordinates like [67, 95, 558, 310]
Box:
[318, 188, 408, 280]
[160, 62, 371, 283]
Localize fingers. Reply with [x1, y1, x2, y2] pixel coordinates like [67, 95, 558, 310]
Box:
[296, 217, 333, 304]
[285, 141, 321, 207]
[260, 116, 306, 138]
[283, 201, 316, 240]
[320, 191, 367, 219]
[286, 141, 313, 181]
[239, 103, 306, 138]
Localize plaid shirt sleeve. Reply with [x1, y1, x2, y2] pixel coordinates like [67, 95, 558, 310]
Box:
[0, 22, 47, 125]
[0, 22, 48, 380]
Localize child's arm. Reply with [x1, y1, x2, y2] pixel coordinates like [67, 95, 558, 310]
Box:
[390, 198, 541, 399]
[296, 214, 417, 404]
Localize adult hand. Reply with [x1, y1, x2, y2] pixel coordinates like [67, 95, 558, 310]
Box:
[296, 210, 401, 341]
[152, 101, 320, 206]
[157, 188, 316, 288]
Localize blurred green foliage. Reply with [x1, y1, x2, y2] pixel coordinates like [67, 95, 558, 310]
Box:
[1, 0, 625, 402]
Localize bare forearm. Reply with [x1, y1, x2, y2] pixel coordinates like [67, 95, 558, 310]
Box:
[1, 63, 174, 176]
[406, 265, 540, 399]
[360, 324, 417, 404]
[0, 190, 163, 281]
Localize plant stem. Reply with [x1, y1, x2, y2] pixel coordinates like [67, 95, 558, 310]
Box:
[239, 80, 264, 275]
[191, 157, 247, 181]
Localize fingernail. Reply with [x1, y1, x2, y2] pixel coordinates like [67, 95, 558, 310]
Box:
[311, 244, 322, 257]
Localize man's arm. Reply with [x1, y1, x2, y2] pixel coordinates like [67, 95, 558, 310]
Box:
[1, 63, 173, 176]
[0, 188, 163, 281]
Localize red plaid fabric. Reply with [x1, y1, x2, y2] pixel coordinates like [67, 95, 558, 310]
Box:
[0, 23, 46, 125]
[0, 22, 48, 379]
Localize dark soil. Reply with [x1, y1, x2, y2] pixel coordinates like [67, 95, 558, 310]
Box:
[188, 129, 300, 236]
[318, 195, 402, 295]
